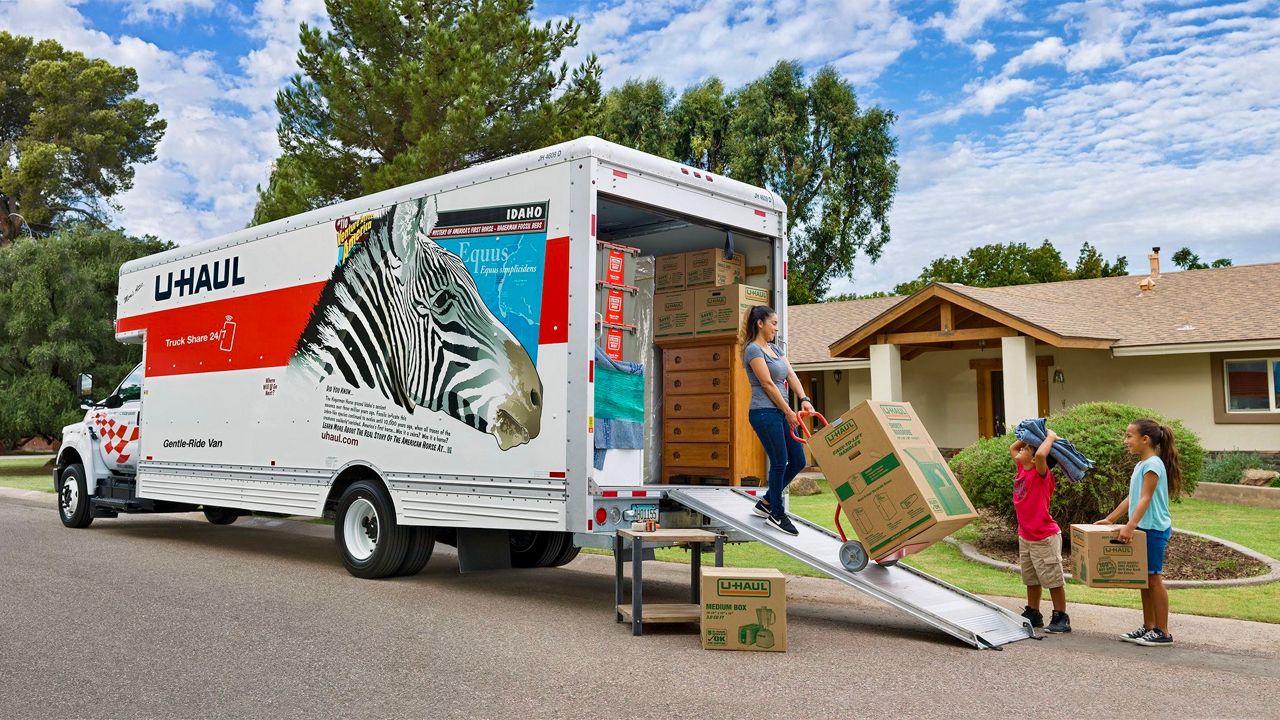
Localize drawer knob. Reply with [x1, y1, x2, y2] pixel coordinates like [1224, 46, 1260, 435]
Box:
[674, 403, 682, 411]
[674, 355, 682, 364]
[712, 402, 721, 411]
[673, 451, 681, 459]
[711, 452, 720, 460]
[712, 378, 721, 386]
[713, 352, 721, 361]
[674, 427, 681, 435]
[712, 427, 720, 435]
[674, 379, 682, 387]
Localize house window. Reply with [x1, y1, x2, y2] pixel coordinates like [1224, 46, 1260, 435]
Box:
[1224, 359, 1279, 413]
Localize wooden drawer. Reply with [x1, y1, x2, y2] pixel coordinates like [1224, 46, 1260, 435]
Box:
[664, 394, 729, 419]
[663, 345, 732, 372]
[665, 369, 730, 395]
[664, 442, 730, 468]
[664, 419, 729, 443]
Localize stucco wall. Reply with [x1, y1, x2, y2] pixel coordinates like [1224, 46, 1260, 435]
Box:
[806, 348, 1278, 452]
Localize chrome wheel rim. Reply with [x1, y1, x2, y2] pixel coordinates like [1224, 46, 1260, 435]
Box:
[60, 477, 79, 519]
[343, 498, 379, 561]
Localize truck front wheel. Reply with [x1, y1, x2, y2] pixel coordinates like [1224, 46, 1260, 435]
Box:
[57, 464, 93, 529]
[335, 480, 410, 578]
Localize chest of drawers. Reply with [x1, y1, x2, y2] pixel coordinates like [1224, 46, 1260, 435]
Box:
[657, 336, 767, 486]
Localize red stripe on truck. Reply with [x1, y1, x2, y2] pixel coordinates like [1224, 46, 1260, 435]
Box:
[538, 236, 570, 345]
[115, 282, 327, 377]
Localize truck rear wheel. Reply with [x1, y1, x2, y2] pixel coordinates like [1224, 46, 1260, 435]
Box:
[510, 530, 566, 568]
[335, 480, 410, 578]
[203, 507, 240, 525]
[57, 463, 93, 529]
[547, 536, 580, 567]
[394, 526, 436, 576]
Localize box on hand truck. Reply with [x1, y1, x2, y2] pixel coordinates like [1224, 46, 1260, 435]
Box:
[794, 402, 978, 571]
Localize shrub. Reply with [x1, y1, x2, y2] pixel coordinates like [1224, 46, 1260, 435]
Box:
[1201, 452, 1268, 485]
[950, 402, 1204, 529]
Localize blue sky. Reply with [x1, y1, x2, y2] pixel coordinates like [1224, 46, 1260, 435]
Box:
[3, 0, 1278, 293]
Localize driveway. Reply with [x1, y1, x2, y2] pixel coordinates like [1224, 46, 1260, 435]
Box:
[1, 491, 1275, 720]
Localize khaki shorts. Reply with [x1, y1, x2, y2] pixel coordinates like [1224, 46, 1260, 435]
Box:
[1019, 534, 1065, 589]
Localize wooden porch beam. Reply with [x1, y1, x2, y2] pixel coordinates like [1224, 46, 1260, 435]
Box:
[884, 327, 1018, 345]
[940, 301, 954, 334]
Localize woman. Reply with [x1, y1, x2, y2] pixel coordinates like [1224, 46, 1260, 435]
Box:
[743, 305, 813, 536]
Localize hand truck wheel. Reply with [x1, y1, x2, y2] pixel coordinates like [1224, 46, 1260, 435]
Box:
[839, 540, 868, 572]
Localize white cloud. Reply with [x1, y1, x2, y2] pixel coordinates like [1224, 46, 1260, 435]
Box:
[1000, 36, 1065, 75]
[928, 0, 1014, 43]
[121, 0, 220, 24]
[970, 39, 997, 61]
[563, 0, 916, 90]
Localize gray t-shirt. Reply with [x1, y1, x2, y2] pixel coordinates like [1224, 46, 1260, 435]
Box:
[744, 341, 790, 410]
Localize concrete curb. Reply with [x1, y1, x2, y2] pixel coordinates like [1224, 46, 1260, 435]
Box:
[947, 530, 1280, 588]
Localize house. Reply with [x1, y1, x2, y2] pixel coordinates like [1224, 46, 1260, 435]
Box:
[788, 251, 1280, 460]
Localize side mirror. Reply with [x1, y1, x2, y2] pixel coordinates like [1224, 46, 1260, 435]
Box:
[103, 394, 124, 409]
[79, 373, 93, 399]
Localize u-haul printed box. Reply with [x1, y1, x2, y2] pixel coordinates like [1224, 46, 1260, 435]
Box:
[700, 568, 786, 652]
[655, 253, 687, 290]
[693, 283, 770, 337]
[806, 401, 978, 561]
[1071, 524, 1148, 589]
[685, 249, 744, 288]
[654, 289, 696, 337]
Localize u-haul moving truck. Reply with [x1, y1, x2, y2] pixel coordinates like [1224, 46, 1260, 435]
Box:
[56, 137, 787, 577]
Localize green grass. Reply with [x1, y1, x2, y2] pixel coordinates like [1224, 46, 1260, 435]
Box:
[5, 457, 1276, 623]
[0, 457, 54, 492]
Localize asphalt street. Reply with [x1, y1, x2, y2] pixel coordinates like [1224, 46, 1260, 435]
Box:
[1, 493, 1277, 720]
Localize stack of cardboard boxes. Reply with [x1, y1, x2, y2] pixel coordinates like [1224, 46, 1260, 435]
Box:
[654, 249, 769, 338]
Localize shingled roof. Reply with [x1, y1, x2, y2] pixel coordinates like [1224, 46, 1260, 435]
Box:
[790, 261, 1280, 365]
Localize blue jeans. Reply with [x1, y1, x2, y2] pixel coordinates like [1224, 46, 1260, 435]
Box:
[748, 408, 806, 518]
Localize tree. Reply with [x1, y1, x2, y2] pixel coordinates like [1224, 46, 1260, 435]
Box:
[891, 239, 1129, 295]
[591, 79, 674, 158]
[595, 62, 899, 304]
[1172, 247, 1232, 270]
[253, 0, 602, 224]
[0, 225, 170, 446]
[0, 32, 166, 246]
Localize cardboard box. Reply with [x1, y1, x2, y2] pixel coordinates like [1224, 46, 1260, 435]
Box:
[1070, 524, 1148, 589]
[694, 283, 770, 337]
[685, 249, 745, 288]
[700, 567, 786, 652]
[654, 289, 696, 337]
[655, 253, 687, 290]
[806, 401, 978, 561]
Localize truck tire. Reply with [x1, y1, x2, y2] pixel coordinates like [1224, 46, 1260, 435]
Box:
[203, 507, 240, 525]
[394, 526, 436, 577]
[511, 531, 566, 568]
[335, 480, 410, 579]
[548, 536, 580, 567]
[57, 463, 93, 529]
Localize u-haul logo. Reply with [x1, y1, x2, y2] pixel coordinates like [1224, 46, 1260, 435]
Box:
[154, 257, 246, 302]
[822, 419, 859, 448]
[880, 404, 911, 420]
[717, 579, 771, 597]
[1103, 545, 1134, 556]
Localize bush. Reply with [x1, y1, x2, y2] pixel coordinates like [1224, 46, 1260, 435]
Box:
[950, 402, 1204, 529]
[1201, 452, 1268, 485]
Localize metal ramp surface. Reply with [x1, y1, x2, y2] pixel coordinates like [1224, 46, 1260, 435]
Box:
[669, 487, 1034, 649]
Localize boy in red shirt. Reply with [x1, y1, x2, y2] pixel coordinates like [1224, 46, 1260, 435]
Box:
[1011, 429, 1070, 633]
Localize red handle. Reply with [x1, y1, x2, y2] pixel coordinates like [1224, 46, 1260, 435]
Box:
[788, 410, 828, 443]
[834, 504, 848, 542]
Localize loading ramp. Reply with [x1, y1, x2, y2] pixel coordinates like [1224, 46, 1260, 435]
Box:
[669, 487, 1035, 649]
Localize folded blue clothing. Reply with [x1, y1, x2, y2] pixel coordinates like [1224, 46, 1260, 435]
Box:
[1015, 417, 1095, 483]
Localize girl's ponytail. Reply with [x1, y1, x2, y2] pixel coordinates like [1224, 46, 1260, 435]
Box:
[1159, 423, 1183, 499]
